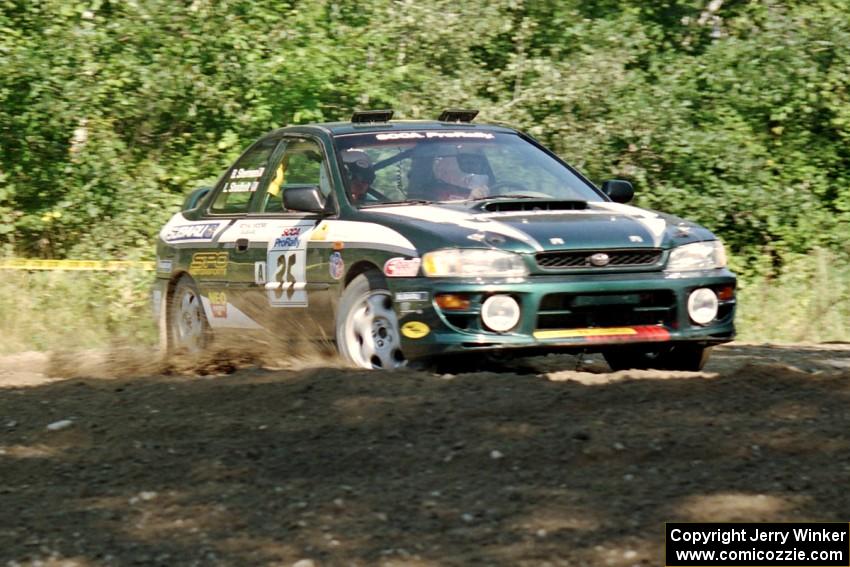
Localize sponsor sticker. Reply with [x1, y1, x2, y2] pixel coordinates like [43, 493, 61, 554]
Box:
[310, 222, 329, 241]
[208, 291, 227, 318]
[395, 291, 428, 302]
[401, 321, 430, 339]
[329, 252, 344, 280]
[163, 222, 221, 242]
[156, 259, 173, 273]
[189, 252, 228, 277]
[532, 326, 670, 342]
[384, 257, 421, 277]
[238, 221, 268, 235]
[272, 227, 304, 249]
[273, 236, 301, 249]
[254, 261, 267, 285]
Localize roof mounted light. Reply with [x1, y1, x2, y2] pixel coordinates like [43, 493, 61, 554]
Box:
[351, 110, 394, 124]
[437, 109, 479, 123]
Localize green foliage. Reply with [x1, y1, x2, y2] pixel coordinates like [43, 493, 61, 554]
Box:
[0, 0, 849, 274]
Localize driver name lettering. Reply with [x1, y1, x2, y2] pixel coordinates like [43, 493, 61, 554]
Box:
[225, 181, 259, 193]
[230, 167, 265, 179]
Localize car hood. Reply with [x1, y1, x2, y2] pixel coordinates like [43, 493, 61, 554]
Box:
[361, 200, 717, 254]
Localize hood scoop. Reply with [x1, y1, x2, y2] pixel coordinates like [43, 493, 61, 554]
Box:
[479, 199, 588, 213]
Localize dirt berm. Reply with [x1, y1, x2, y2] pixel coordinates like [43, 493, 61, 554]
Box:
[1, 343, 849, 566]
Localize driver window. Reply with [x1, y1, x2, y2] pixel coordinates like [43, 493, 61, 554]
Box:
[261, 139, 329, 213]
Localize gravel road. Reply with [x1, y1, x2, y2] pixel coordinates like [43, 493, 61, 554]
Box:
[1, 343, 849, 566]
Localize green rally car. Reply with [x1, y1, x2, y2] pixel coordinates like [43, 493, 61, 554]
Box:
[152, 109, 736, 371]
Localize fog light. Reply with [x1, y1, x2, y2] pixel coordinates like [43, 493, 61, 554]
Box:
[435, 294, 471, 310]
[688, 288, 719, 325]
[481, 295, 520, 332]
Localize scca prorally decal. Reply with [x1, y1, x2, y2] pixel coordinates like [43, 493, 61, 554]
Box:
[164, 222, 221, 242]
[375, 131, 494, 141]
[273, 227, 302, 249]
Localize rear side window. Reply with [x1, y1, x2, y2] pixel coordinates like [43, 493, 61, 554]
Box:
[210, 138, 279, 214]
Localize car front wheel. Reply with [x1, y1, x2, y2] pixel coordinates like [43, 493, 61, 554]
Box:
[336, 271, 406, 369]
[603, 344, 711, 372]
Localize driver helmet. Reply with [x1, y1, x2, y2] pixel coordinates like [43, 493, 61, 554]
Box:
[341, 149, 375, 184]
[432, 153, 488, 191]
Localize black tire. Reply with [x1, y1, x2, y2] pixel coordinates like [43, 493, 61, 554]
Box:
[603, 344, 712, 371]
[336, 271, 406, 369]
[168, 275, 210, 354]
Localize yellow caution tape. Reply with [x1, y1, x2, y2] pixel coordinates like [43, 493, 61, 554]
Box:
[0, 258, 155, 271]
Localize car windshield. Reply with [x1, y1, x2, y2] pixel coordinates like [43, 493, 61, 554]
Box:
[334, 130, 603, 206]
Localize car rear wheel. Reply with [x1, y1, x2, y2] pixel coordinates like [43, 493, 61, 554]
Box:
[603, 344, 711, 372]
[169, 275, 210, 353]
[337, 271, 406, 369]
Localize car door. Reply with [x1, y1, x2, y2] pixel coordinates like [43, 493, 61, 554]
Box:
[195, 136, 281, 331]
[214, 136, 337, 337]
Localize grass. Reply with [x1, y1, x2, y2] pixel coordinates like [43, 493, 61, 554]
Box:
[0, 249, 848, 355]
[0, 268, 157, 354]
[735, 249, 850, 343]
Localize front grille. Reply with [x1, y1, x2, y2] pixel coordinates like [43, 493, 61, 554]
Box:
[537, 290, 676, 329]
[536, 249, 662, 270]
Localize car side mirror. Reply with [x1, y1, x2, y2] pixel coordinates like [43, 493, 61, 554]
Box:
[283, 185, 327, 213]
[601, 179, 634, 204]
[182, 187, 211, 211]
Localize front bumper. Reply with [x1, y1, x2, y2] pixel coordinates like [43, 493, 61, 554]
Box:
[390, 269, 736, 360]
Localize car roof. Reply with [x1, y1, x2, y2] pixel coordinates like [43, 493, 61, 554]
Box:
[267, 120, 519, 138]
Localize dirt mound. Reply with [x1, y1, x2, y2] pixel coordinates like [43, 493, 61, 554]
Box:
[1, 343, 850, 565]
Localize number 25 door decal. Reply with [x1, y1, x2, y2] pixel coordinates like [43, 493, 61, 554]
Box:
[260, 225, 309, 307]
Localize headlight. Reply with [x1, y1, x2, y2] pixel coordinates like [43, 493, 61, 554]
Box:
[421, 249, 528, 278]
[666, 241, 727, 272]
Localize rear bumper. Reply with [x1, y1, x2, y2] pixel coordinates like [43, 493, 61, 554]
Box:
[390, 269, 736, 359]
